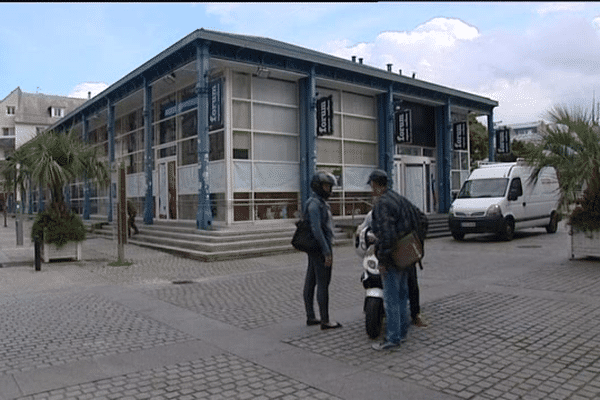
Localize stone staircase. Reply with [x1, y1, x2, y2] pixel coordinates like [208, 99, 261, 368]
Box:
[84, 213, 449, 262]
[85, 218, 352, 262]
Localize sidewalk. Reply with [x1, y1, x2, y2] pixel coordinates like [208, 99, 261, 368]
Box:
[0, 216, 35, 267]
[1, 219, 599, 400]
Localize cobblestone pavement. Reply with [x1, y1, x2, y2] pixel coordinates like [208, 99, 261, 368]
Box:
[14, 354, 342, 400]
[0, 291, 192, 375]
[1, 222, 600, 400]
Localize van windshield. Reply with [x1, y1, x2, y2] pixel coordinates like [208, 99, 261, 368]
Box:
[457, 178, 509, 199]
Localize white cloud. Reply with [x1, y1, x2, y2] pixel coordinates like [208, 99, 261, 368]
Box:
[68, 82, 108, 99]
[536, 2, 586, 15]
[321, 15, 600, 125]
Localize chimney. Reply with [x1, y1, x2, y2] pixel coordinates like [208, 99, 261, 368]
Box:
[352, 56, 357, 62]
[88, 91, 91, 99]
[412, 73, 416, 79]
[387, 64, 392, 72]
[359, 58, 363, 64]
[398, 69, 402, 75]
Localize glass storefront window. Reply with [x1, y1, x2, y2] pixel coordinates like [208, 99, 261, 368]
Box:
[254, 133, 298, 162]
[232, 100, 251, 129]
[233, 131, 250, 160]
[209, 131, 224, 161]
[179, 138, 197, 166]
[180, 111, 197, 139]
[159, 119, 176, 145]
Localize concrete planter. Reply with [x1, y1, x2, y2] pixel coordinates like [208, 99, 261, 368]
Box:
[570, 228, 600, 259]
[42, 241, 82, 263]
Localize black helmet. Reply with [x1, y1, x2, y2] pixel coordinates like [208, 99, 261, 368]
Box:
[310, 171, 337, 198]
[367, 169, 388, 186]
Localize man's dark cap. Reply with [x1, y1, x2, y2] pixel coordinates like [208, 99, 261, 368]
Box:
[367, 169, 388, 185]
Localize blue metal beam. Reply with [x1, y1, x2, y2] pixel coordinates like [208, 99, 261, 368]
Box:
[196, 41, 213, 229]
[488, 112, 496, 162]
[83, 116, 90, 220]
[143, 78, 154, 225]
[107, 100, 115, 223]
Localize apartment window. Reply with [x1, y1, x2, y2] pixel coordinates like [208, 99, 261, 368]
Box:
[3, 128, 15, 136]
[50, 107, 64, 118]
[6, 106, 15, 115]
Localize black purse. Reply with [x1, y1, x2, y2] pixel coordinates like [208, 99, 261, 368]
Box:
[291, 219, 320, 253]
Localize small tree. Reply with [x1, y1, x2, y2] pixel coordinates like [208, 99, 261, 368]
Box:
[521, 104, 600, 231]
[468, 114, 489, 166]
[2, 129, 109, 246]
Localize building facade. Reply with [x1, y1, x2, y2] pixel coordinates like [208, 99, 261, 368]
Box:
[44, 29, 499, 228]
[0, 87, 86, 211]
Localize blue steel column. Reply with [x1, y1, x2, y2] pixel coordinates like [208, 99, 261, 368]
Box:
[384, 85, 394, 183]
[307, 66, 317, 185]
[376, 87, 394, 185]
[83, 116, 91, 219]
[488, 111, 495, 162]
[107, 100, 115, 222]
[143, 78, 154, 225]
[299, 77, 309, 208]
[441, 100, 453, 213]
[196, 41, 213, 229]
[299, 66, 317, 209]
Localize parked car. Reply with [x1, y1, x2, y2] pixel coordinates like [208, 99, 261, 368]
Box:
[448, 160, 561, 241]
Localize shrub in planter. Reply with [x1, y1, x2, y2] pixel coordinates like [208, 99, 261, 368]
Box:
[569, 171, 600, 233]
[31, 202, 86, 248]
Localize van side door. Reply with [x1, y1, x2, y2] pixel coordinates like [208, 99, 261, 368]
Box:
[505, 177, 527, 229]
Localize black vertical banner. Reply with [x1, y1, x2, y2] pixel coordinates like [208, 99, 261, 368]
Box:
[209, 79, 223, 131]
[453, 122, 467, 150]
[316, 95, 333, 136]
[496, 127, 511, 154]
[395, 109, 412, 143]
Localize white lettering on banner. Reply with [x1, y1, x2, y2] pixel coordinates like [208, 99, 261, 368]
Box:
[316, 96, 333, 136]
[210, 85, 218, 123]
[453, 122, 467, 150]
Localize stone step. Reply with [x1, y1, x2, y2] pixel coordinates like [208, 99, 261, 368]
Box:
[85, 219, 351, 261]
[83, 213, 447, 261]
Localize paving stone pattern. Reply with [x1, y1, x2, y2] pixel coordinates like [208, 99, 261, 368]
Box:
[284, 290, 600, 400]
[496, 262, 600, 297]
[14, 353, 342, 400]
[143, 267, 363, 330]
[0, 292, 192, 375]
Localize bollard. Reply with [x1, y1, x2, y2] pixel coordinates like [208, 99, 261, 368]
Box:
[34, 239, 42, 271]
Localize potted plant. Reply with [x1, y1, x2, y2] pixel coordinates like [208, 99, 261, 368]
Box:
[2, 129, 109, 261]
[521, 104, 600, 259]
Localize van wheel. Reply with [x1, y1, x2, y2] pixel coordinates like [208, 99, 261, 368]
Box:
[546, 212, 559, 234]
[500, 218, 515, 241]
[451, 231, 465, 241]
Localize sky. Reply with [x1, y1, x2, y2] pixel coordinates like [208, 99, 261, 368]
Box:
[2, 2, 600, 125]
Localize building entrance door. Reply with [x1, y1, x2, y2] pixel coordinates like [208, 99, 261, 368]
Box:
[393, 156, 436, 213]
[158, 159, 177, 219]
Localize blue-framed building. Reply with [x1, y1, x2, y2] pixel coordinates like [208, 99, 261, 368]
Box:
[44, 28, 499, 229]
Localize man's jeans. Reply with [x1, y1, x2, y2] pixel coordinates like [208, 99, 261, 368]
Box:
[382, 265, 409, 344]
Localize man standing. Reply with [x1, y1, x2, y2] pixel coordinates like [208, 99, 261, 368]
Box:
[368, 169, 426, 350]
[303, 171, 342, 330]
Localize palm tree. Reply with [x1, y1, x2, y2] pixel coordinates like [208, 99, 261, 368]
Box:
[521, 104, 600, 231]
[2, 129, 109, 246]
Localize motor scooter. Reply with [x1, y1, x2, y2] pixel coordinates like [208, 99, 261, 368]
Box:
[354, 214, 384, 339]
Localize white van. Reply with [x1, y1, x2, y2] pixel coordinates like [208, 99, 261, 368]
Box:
[448, 160, 561, 241]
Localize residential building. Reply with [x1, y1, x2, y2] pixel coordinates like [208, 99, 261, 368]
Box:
[0, 87, 86, 211]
